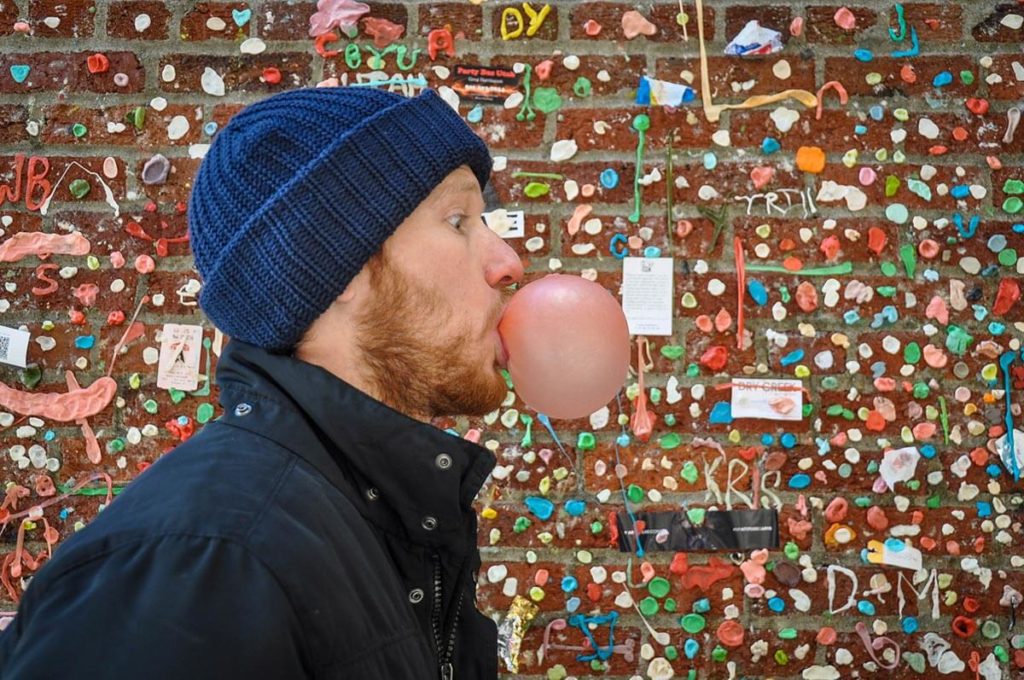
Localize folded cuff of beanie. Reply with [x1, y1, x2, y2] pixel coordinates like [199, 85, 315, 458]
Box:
[197, 89, 493, 352]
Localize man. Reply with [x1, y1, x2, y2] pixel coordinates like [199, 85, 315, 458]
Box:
[0, 86, 524, 678]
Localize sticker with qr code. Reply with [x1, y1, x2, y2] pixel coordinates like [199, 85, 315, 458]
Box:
[482, 209, 524, 239]
[0, 326, 30, 368]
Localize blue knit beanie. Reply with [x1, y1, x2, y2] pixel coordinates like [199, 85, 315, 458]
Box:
[187, 86, 492, 353]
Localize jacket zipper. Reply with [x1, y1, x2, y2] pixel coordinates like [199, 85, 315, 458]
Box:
[431, 552, 464, 680]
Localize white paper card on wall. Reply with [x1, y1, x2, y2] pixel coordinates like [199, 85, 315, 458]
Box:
[157, 323, 203, 391]
[621, 257, 673, 336]
[881, 542, 923, 571]
[730, 378, 803, 421]
[879, 446, 921, 491]
[482, 209, 525, 238]
[0, 325, 30, 368]
[866, 539, 923, 571]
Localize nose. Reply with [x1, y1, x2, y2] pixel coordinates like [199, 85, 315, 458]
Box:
[484, 229, 525, 290]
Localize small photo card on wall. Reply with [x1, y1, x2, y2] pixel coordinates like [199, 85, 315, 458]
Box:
[157, 323, 204, 391]
[622, 257, 673, 336]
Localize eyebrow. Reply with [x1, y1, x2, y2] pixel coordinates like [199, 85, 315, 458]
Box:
[432, 180, 482, 206]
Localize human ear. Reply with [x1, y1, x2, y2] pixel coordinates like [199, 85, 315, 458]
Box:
[337, 265, 371, 304]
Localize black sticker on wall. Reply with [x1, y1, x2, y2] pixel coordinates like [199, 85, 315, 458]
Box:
[451, 64, 520, 103]
[614, 509, 779, 552]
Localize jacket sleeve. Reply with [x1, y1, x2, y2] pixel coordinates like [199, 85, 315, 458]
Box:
[0, 534, 312, 680]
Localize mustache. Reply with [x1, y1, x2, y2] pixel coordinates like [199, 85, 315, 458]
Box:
[489, 288, 515, 328]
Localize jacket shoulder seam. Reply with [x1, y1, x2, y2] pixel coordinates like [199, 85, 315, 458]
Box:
[179, 419, 300, 542]
[242, 444, 297, 543]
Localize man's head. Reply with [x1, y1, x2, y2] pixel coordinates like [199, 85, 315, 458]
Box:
[188, 87, 523, 420]
[295, 164, 523, 420]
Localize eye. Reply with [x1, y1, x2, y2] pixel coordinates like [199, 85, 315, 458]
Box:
[446, 213, 466, 231]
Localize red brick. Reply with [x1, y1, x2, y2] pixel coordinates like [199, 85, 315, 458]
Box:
[988, 55, 1024, 101]
[824, 55, 976, 99]
[515, 622, 646, 676]
[654, 55, 816, 99]
[0, 155, 127, 207]
[256, 1, 315, 40]
[726, 629, 817, 673]
[130, 157, 202, 205]
[418, 2, 481, 39]
[208, 103, 246, 128]
[824, 163, 985, 212]
[971, 3, 1024, 42]
[258, 3, 408, 42]
[734, 217, 897, 264]
[569, 2, 716, 43]
[764, 331, 848, 375]
[0, 2, 19, 36]
[39, 104, 203, 147]
[363, 3, 410, 32]
[730, 109, 890, 153]
[898, 3, 963, 42]
[0, 105, 29, 144]
[0, 52, 145, 94]
[79, 209, 193, 261]
[804, 5, 877, 44]
[725, 5, 793, 45]
[473, 105, 546, 151]
[106, 1, 172, 40]
[491, 2, 557, 41]
[560, 213, 668, 260]
[499, 53, 635, 98]
[557, 107, 717, 152]
[180, 2, 253, 41]
[158, 53, 311, 94]
[28, 0, 96, 38]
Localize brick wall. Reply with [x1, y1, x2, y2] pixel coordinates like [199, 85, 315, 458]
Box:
[1, 1, 1023, 678]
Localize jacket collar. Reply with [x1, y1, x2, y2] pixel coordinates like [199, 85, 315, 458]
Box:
[212, 339, 495, 551]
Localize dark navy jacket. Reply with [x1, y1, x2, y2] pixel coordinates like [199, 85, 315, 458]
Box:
[0, 339, 499, 679]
